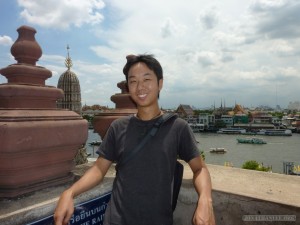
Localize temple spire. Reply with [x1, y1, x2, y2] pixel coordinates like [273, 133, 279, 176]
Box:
[65, 45, 73, 70]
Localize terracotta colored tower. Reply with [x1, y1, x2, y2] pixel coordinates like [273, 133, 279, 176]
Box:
[93, 80, 137, 138]
[0, 25, 88, 197]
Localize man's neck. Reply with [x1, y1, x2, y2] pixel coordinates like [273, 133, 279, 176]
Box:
[136, 106, 162, 121]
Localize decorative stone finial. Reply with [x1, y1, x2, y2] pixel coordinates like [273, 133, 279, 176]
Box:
[126, 54, 137, 61]
[65, 45, 73, 70]
[117, 80, 129, 94]
[0, 25, 88, 198]
[10, 25, 42, 65]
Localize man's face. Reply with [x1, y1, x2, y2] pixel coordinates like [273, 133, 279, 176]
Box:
[127, 62, 163, 108]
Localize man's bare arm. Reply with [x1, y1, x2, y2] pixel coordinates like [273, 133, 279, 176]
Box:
[54, 157, 112, 225]
[188, 156, 215, 225]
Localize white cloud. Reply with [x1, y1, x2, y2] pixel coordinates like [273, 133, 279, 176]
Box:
[270, 40, 296, 57]
[1, 0, 300, 109]
[160, 18, 187, 38]
[17, 0, 105, 29]
[213, 32, 246, 46]
[196, 51, 218, 67]
[249, 0, 300, 39]
[0, 36, 14, 46]
[90, 45, 121, 63]
[85, 0, 300, 108]
[41, 54, 65, 63]
[198, 8, 219, 30]
[161, 18, 177, 38]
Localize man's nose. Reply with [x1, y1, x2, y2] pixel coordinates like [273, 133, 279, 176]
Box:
[137, 81, 144, 90]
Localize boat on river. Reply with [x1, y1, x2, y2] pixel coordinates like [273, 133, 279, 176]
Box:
[209, 147, 227, 154]
[237, 137, 267, 144]
[257, 129, 292, 136]
[89, 141, 102, 146]
[217, 128, 247, 134]
[188, 123, 204, 132]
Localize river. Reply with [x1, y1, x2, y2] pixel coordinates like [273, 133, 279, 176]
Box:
[86, 129, 300, 174]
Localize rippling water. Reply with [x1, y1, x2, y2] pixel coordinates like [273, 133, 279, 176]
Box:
[86, 130, 102, 157]
[86, 129, 300, 174]
[195, 132, 300, 174]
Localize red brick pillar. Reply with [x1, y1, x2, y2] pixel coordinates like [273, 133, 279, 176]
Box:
[93, 81, 137, 138]
[0, 25, 88, 197]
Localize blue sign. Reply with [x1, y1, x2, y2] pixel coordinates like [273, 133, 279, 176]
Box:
[27, 192, 111, 225]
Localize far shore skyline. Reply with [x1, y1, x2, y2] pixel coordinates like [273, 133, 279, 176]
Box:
[1, 0, 300, 109]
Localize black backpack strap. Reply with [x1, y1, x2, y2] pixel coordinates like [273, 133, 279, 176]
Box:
[172, 161, 183, 211]
[117, 113, 177, 170]
[150, 113, 177, 136]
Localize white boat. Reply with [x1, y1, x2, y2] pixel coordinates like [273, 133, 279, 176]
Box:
[217, 128, 246, 134]
[89, 140, 102, 146]
[209, 147, 227, 154]
[237, 137, 267, 144]
[257, 129, 292, 136]
[188, 123, 204, 132]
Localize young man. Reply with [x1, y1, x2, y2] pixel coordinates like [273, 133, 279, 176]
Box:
[54, 54, 215, 225]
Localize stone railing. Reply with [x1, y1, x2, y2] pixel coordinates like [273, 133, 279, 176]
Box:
[175, 163, 299, 225]
[0, 162, 299, 225]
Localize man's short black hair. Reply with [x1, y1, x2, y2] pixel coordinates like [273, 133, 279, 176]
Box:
[123, 54, 163, 83]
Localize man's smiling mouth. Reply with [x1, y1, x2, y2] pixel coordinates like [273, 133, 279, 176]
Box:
[138, 94, 147, 98]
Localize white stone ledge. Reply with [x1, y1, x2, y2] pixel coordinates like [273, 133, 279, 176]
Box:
[1, 161, 299, 225]
[184, 162, 300, 208]
[176, 162, 300, 225]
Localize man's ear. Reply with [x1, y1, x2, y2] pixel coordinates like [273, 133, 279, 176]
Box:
[159, 78, 163, 91]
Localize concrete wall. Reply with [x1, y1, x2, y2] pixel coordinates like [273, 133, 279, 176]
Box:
[174, 164, 300, 225]
[0, 162, 299, 225]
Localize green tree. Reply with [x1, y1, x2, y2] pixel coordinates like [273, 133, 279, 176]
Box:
[242, 160, 271, 172]
[270, 112, 284, 119]
[194, 109, 214, 116]
[214, 120, 226, 128]
[82, 115, 93, 122]
[242, 160, 260, 170]
[200, 150, 205, 161]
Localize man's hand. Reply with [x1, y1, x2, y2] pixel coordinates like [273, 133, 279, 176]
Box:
[188, 156, 215, 225]
[192, 196, 215, 225]
[54, 190, 74, 225]
[53, 157, 112, 225]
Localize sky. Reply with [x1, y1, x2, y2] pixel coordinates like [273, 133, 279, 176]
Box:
[0, 0, 300, 109]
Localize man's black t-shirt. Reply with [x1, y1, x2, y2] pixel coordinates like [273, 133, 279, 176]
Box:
[98, 115, 200, 225]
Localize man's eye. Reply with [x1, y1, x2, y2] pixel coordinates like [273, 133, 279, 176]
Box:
[130, 80, 136, 84]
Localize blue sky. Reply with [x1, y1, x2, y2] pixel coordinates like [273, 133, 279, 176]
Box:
[1, 0, 300, 109]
